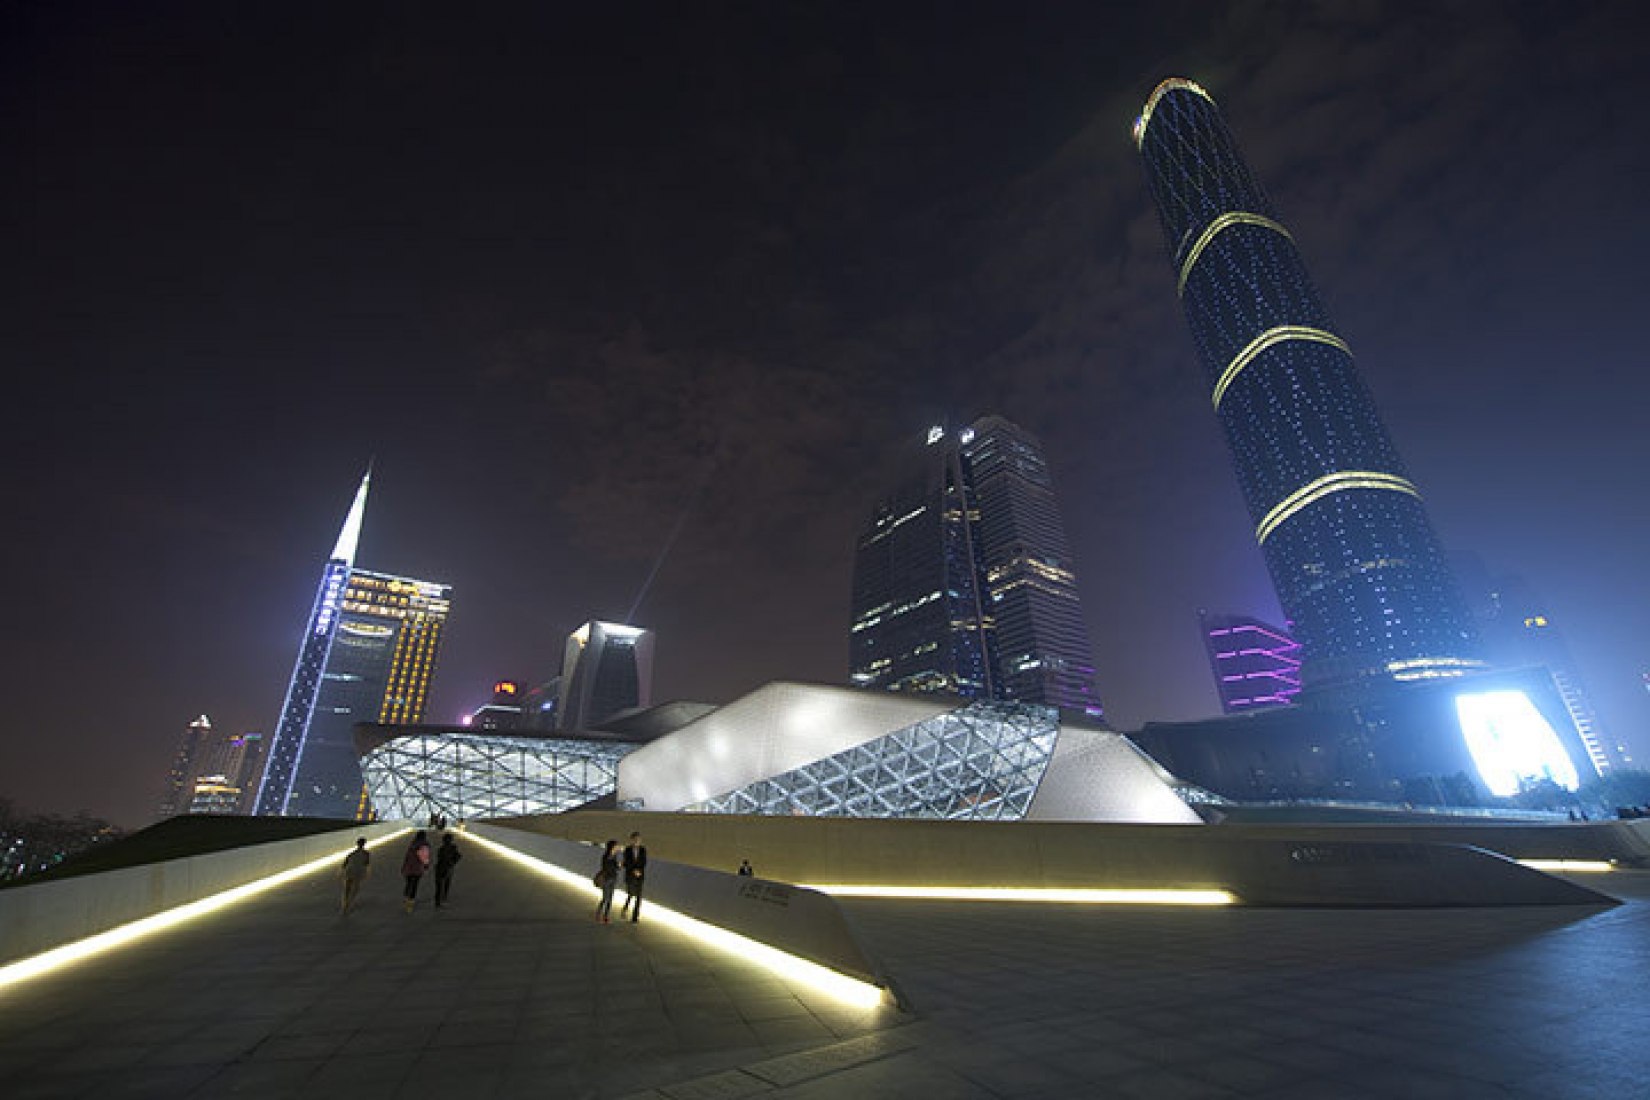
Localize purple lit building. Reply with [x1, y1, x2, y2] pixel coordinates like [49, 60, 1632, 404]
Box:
[1199, 611, 1301, 714]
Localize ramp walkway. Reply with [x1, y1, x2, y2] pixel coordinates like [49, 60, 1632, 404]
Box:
[0, 831, 903, 1098]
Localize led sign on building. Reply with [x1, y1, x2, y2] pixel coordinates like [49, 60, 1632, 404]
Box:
[1455, 690, 1580, 798]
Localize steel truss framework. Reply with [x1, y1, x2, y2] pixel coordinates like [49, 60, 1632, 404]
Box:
[684, 701, 1060, 820]
[361, 733, 635, 822]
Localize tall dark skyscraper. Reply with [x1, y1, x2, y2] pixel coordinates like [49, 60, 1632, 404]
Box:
[253, 473, 452, 819]
[850, 417, 1102, 714]
[1134, 79, 1481, 687]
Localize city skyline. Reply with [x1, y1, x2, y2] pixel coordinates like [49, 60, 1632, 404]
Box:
[5, 4, 1648, 826]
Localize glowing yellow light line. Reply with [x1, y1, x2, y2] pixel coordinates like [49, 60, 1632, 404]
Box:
[465, 832, 887, 1009]
[1255, 471, 1421, 544]
[801, 884, 1237, 906]
[1262, 471, 1412, 527]
[1518, 860, 1615, 874]
[1212, 326, 1351, 410]
[0, 828, 411, 992]
[1133, 77, 1215, 148]
[1178, 212, 1292, 295]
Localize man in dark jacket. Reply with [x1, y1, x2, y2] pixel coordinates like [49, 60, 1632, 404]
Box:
[619, 832, 647, 922]
[433, 833, 462, 908]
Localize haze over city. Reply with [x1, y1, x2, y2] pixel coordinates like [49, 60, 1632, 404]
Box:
[4, 2, 1647, 827]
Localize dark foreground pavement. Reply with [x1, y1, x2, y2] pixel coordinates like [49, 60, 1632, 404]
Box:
[5, 836, 1647, 1099]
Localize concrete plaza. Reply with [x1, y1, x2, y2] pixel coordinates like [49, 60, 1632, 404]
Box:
[2, 833, 1647, 1098]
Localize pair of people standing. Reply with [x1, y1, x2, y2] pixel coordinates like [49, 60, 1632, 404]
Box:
[397, 830, 462, 912]
[594, 832, 646, 923]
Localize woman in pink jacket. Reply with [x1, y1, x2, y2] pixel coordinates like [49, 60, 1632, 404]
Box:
[401, 830, 432, 912]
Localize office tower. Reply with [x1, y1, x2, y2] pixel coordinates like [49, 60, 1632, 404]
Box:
[558, 622, 654, 732]
[157, 714, 213, 819]
[469, 681, 526, 731]
[225, 732, 267, 812]
[1200, 611, 1302, 713]
[850, 417, 1102, 714]
[1134, 80, 1481, 687]
[183, 731, 268, 816]
[253, 472, 452, 819]
[850, 430, 995, 698]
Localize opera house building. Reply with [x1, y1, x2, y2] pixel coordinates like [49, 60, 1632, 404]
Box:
[358, 681, 1202, 826]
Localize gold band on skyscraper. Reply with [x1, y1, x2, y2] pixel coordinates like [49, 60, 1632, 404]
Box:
[1212, 326, 1352, 410]
[1255, 471, 1422, 544]
[1178, 212, 1293, 295]
[1132, 77, 1215, 148]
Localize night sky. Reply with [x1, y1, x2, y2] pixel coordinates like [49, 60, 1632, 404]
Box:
[5, 2, 1648, 827]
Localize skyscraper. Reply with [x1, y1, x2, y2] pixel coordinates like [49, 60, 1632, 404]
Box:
[186, 730, 268, 815]
[557, 622, 654, 732]
[1199, 611, 1302, 714]
[1134, 79, 1481, 687]
[157, 714, 213, 820]
[253, 473, 452, 819]
[850, 417, 1102, 714]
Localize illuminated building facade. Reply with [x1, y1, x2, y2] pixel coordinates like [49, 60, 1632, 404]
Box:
[619, 682, 1194, 823]
[1200, 611, 1302, 713]
[253, 472, 452, 819]
[357, 724, 637, 823]
[157, 715, 213, 820]
[354, 683, 1197, 825]
[558, 622, 654, 732]
[850, 417, 1102, 714]
[1134, 80, 1481, 688]
[186, 731, 267, 815]
[1133, 665, 1595, 806]
[1466, 570, 1620, 775]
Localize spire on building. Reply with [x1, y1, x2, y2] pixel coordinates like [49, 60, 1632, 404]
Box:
[329, 467, 371, 566]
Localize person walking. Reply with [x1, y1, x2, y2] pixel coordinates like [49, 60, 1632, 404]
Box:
[595, 839, 620, 924]
[339, 837, 371, 913]
[433, 833, 462, 908]
[737, 859, 754, 877]
[401, 830, 432, 913]
[619, 831, 648, 923]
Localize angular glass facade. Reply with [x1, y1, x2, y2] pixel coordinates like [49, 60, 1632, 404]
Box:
[683, 701, 1061, 821]
[1135, 80, 1481, 686]
[361, 732, 635, 822]
[850, 417, 1102, 713]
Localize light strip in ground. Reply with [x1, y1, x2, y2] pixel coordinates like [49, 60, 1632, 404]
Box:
[464, 831, 887, 1009]
[1518, 860, 1615, 874]
[801, 884, 1237, 905]
[0, 828, 411, 992]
